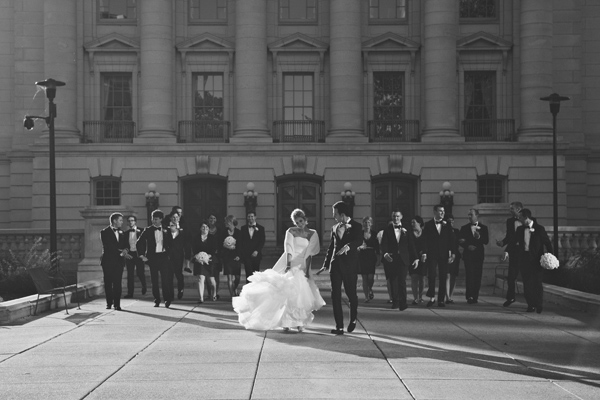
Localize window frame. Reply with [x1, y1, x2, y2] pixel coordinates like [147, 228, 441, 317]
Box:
[477, 175, 506, 204]
[368, 0, 408, 25]
[372, 71, 405, 122]
[464, 70, 496, 121]
[93, 177, 122, 206]
[188, 0, 228, 25]
[97, 0, 137, 24]
[192, 72, 225, 122]
[101, 72, 134, 122]
[278, 0, 318, 26]
[282, 73, 315, 122]
[459, 0, 498, 24]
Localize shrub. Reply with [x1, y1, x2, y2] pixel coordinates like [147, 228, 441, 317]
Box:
[0, 238, 60, 301]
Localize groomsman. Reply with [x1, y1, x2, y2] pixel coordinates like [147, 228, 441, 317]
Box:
[422, 205, 456, 307]
[123, 215, 146, 298]
[167, 213, 192, 300]
[496, 201, 523, 307]
[459, 209, 489, 304]
[137, 210, 174, 308]
[100, 212, 130, 311]
[240, 211, 266, 282]
[380, 210, 419, 310]
[509, 208, 552, 313]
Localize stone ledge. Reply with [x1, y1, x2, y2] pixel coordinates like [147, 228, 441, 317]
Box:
[0, 280, 104, 325]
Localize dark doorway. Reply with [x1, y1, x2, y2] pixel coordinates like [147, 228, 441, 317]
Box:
[372, 175, 417, 232]
[277, 178, 322, 245]
[182, 176, 227, 236]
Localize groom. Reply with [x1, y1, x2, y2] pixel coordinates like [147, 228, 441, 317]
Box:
[319, 201, 363, 335]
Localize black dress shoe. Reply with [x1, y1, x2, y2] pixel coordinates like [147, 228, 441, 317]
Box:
[106, 305, 112, 310]
[467, 297, 474, 304]
[347, 320, 357, 333]
[399, 304, 408, 311]
[124, 294, 133, 299]
[142, 287, 147, 295]
[536, 306, 543, 314]
[526, 306, 536, 312]
[391, 303, 399, 309]
[438, 302, 445, 307]
[426, 300, 435, 307]
[154, 300, 160, 307]
[177, 290, 183, 300]
[503, 299, 516, 307]
[115, 306, 122, 311]
[445, 299, 454, 304]
[330, 328, 344, 335]
[165, 300, 171, 308]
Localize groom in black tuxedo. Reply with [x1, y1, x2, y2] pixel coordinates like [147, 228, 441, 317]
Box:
[319, 201, 363, 335]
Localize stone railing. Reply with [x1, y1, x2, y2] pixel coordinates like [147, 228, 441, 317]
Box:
[549, 227, 600, 263]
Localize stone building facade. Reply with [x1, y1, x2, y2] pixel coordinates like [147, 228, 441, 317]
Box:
[0, 1, 599, 279]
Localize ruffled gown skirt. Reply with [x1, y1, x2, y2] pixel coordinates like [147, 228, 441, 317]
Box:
[232, 267, 325, 330]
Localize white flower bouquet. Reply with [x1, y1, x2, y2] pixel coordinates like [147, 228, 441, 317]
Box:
[540, 252, 559, 270]
[194, 251, 211, 265]
[223, 236, 236, 250]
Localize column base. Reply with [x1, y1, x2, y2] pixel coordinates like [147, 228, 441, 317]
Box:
[517, 126, 553, 142]
[421, 128, 464, 143]
[134, 134, 177, 144]
[326, 129, 368, 143]
[230, 129, 273, 143]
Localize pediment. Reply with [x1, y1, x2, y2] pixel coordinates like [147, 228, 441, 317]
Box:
[176, 33, 235, 52]
[84, 33, 139, 52]
[362, 32, 420, 51]
[268, 33, 328, 52]
[457, 31, 512, 51]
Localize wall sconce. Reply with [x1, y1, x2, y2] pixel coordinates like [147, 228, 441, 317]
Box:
[439, 181, 454, 217]
[243, 182, 258, 214]
[145, 183, 160, 225]
[340, 182, 356, 215]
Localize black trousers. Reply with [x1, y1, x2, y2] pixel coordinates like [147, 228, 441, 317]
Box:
[330, 264, 358, 330]
[243, 256, 261, 282]
[519, 252, 544, 308]
[464, 256, 484, 301]
[170, 255, 185, 293]
[388, 262, 409, 307]
[125, 252, 146, 295]
[426, 257, 447, 301]
[102, 263, 124, 308]
[505, 251, 520, 301]
[147, 253, 173, 303]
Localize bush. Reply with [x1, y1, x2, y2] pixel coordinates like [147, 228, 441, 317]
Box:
[0, 238, 60, 301]
[546, 249, 600, 295]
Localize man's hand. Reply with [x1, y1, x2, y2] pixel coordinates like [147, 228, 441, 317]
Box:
[496, 239, 504, 247]
[140, 255, 148, 262]
[335, 244, 350, 256]
[383, 253, 393, 263]
[421, 254, 427, 263]
[501, 252, 509, 262]
[251, 251, 258, 258]
[448, 254, 455, 264]
[411, 259, 419, 269]
[316, 266, 327, 275]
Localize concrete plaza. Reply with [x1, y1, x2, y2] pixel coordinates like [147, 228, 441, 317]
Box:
[1, 285, 599, 400]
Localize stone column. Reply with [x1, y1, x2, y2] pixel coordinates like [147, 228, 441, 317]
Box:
[43, 0, 79, 141]
[136, 0, 175, 142]
[327, 0, 365, 142]
[421, 0, 460, 141]
[231, 0, 270, 142]
[518, 0, 553, 139]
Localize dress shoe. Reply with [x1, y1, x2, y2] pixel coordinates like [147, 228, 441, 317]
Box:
[467, 297, 474, 304]
[106, 305, 112, 310]
[369, 291, 374, 300]
[438, 302, 445, 307]
[526, 306, 536, 312]
[412, 300, 419, 305]
[391, 303, 399, 309]
[165, 300, 171, 308]
[347, 320, 357, 333]
[297, 326, 304, 332]
[177, 290, 183, 300]
[399, 304, 408, 311]
[283, 327, 290, 332]
[426, 299, 435, 307]
[330, 328, 344, 335]
[472, 299, 478, 304]
[124, 294, 133, 299]
[141, 287, 147, 295]
[154, 300, 160, 307]
[503, 299, 516, 307]
[536, 306, 543, 314]
[445, 299, 454, 304]
[114, 306, 122, 311]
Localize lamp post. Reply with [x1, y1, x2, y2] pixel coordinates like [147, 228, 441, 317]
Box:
[23, 78, 65, 270]
[540, 93, 570, 256]
[243, 182, 258, 215]
[340, 182, 356, 217]
[145, 183, 160, 225]
[439, 181, 454, 217]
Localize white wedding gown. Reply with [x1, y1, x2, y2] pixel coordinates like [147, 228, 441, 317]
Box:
[232, 229, 325, 330]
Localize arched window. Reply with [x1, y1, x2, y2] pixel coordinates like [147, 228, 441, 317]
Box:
[477, 175, 506, 203]
[93, 177, 121, 206]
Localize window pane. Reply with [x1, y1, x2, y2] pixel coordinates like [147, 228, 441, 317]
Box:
[99, 0, 136, 20]
[193, 73, 224, 121]
[95, 179, 120, 206]
[478, 177, 504, 203]
[370, 0, 406, 20]
[281, 0, 316, 20]
[283, 73, 313, 122]
[102, 73, 133, 122]
[373, 72, 404, 121]
[460, 0, 496, 18]
[465, 71, 496, 120]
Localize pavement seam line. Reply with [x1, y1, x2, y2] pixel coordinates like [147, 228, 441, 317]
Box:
[248, 331, 268, 399]
[79, 306, 196, 399]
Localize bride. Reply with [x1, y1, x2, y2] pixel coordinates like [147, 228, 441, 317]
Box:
[232, 208, 325, 331]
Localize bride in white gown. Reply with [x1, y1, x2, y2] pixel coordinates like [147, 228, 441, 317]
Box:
[232, 208, 325, 331]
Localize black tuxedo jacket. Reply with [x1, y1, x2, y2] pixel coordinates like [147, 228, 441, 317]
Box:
[422, 219, 456, 262]
[168, 228, 192, 263]
[511, 222, 553, 269]
[500, 217, 521, 254]
[380, 225, 417, 267]
[100, 226, 128, 267]
[459, 223, 489, 261]
[123, 227, 142, 253]
[136, 225, 173, 258]
[239, 223, 266, 259]
[322, 218, 363, 274]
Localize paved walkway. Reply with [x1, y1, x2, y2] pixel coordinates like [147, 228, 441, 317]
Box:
[1, 285, 599, 400]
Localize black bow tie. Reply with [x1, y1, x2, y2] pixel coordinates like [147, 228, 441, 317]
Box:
[435, 220, 443, 225]
[472, 223, 478, 226]
[249, 225, 256, 228]
[112, 228, 118, 232]
[154, 226, 162, 230]
[393, 225, 401, 229]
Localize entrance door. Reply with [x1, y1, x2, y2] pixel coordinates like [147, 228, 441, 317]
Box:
[277, 180, 321, 244]
[372, 177, 417, 232]
[182, 177, 227, 236]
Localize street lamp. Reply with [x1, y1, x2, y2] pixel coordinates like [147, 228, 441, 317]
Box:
[23, 78, 65, 271]
[145, 183, 160, 225]
[540, 93, 570, 256]
[340, 182, 356, 217]
[439, 181, 454, 217]
[243, 182, 258, 215]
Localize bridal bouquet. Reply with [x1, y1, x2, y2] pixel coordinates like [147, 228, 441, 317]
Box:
[223, 236, 236, 250]
[540, 252, 559, 270]
[194, 251, 211, 265]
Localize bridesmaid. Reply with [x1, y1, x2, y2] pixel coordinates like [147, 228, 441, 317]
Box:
[207, 214, 222, 300]
[357, 216, 380, 302]
[409, 216, 427, 304]
[220, 215, 242, 298]
[191, 220, 218, 303]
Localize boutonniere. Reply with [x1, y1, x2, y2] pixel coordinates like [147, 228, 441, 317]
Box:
[401, 227, 407, 234]
[475, 225, 481, 231]
[117, 230, 123, 235]
[529, 226, 535, 233]
[254, 227, 259, 232]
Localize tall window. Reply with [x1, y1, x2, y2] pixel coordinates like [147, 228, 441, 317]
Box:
[279, 0, 316, 22]
[190, 0, 227, 21]
[193, 73, 224, 121]
[102, 73, 132, 122]
[369, 0, 407, 21]
[98, 0, 136, 20]
[94, 178, 121, 206]
[465, 71, 495, 120]
[460, 0, 496, 19]
[373, 72, 404, 121]
[478, 175, 505, 203]
[283, 74, 313, 121]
